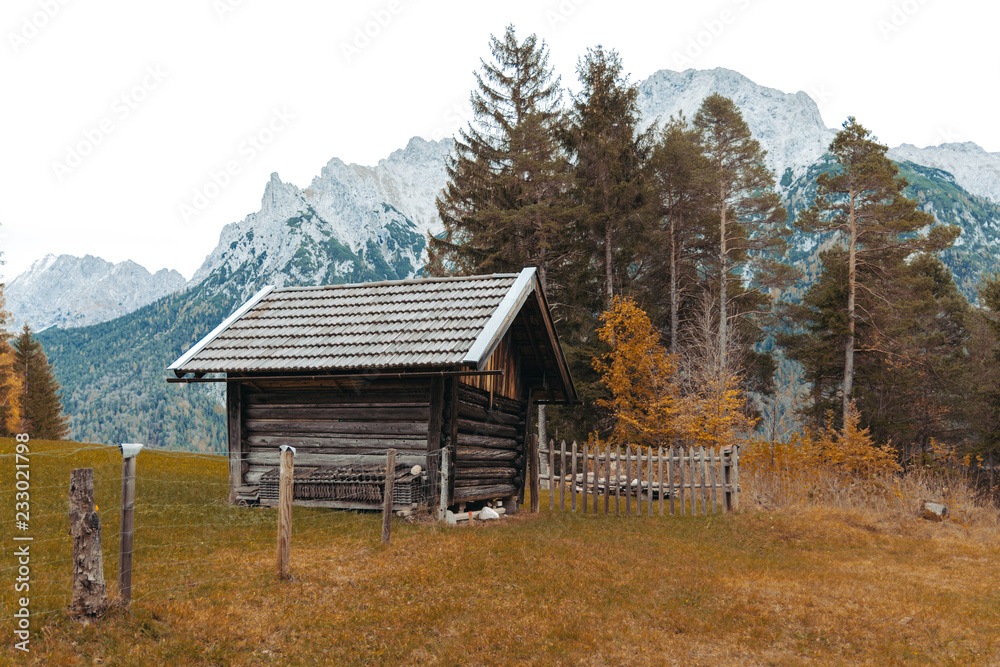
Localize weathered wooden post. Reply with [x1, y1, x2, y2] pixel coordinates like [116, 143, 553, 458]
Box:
[438, 445, 449, 520]
[529, 434, 540, 513]
[277, 445, 295, 580]
[118, 443, 143, 606]
[382, 448, 397, 545]
[69, 468, 107, 617]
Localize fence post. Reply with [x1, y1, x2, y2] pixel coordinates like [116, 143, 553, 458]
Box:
[615, 445, 621, 516]
[530, 435, 540, 513]
[382, 448, 396, 546]
[571, 441, 578, 512]
[732, 444, 740, 511]
[724, 447, 732, 512]
[438, 445, 449, 520]
[548, 439, 555, 510]
[118, 443, 143, 606]
[69, 468, 107, 617]
[277, 445, 295, 580]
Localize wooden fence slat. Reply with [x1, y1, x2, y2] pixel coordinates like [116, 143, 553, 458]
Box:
[668, 446, 675, 516]
[647, 447, 654, 517]
[560, 439, 567, 512]
[625, 446, 631, 517]
[571, 441, 578, 512]
[723, 448, 732, 512]
[615, 445, 621, 516]
[657, 447, 664, 517]
[733, 445, 740, 511]
[710, 447, 718, 514]
[603, 444, 610, 515]
[700, 446, 708, 516]
[636, 447, 643, 516]
[679, 446, 686, 516]
[548, 439, 555, 510]
[590, 443, 601, 514]
[530, 435, 540, 513]
[582, 442, 589, 514]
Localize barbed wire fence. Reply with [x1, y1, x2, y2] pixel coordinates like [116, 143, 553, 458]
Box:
[1, 440, 430, 635]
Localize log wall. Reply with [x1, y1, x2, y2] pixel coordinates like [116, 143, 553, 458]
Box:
[236, 377, 433, 492]
[445, 382, 528, 504]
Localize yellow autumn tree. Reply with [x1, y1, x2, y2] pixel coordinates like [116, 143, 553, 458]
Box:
[593, 296, 680, 448]
[0, 284, 23, 434]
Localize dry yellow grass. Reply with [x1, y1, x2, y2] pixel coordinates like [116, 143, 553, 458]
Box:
[3, 439, 1000, 665]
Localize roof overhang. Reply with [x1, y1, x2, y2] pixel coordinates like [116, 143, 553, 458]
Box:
[168, 285, 274, 376]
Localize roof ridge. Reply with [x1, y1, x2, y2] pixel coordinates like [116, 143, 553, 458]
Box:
[269, 273, 521, 293]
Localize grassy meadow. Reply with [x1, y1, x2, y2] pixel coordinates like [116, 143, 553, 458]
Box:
[2, 438, 1000, 666]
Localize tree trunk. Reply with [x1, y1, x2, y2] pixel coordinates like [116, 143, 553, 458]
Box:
[719, 194, 728, 368]
[605, 224, 614, 302]
[68, 468, 107, 617]
[843, 186, 857, 425]
[670, 214, 679, 357]
[536, 260, 550, 486]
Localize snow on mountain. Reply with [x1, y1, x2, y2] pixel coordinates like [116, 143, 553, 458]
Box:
[189, 137, 452, 298]
[636, 67, 837, 187]
[6, 254, 186, 330]
[887, 142, 1000, 204]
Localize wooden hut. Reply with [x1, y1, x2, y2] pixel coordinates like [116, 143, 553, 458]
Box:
[167, 268, 577, 511]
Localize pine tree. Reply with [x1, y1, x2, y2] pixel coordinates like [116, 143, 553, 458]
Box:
[14, 324, 69, 440]
[564, 46, 654, 306]
[646, 115, 714, 355]
[781, 249, 970, 450]
[427, 24, 576, 287]
[693, 94, 790, 369]
[796, 117, 959, 425]
[426, 25, 578, 478]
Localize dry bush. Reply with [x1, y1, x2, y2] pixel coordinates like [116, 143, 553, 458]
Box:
[741, 407, 1000, 541]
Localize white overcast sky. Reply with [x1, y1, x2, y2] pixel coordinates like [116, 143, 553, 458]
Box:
[2, 0, 997, 282]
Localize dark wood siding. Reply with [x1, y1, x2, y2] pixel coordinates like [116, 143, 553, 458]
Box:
[236, 376, 433, 487]
[445, 382, 527, 504]
[463, 332, 522, 401]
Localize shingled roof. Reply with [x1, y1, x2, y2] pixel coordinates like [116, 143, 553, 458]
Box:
[168, 268, 576, 402]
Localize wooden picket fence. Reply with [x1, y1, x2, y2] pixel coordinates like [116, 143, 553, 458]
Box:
[533, 439, 739, 516]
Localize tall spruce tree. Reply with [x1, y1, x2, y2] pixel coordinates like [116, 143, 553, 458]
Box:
[647, 115, 714, 355]
[427, 25, 578, 474]
[14, 324, 69, 440]
[427, 25, 576, 287]
[796, 117, 958, 425]
[693, 94, 790, 369]
[564, 46, 654, 306]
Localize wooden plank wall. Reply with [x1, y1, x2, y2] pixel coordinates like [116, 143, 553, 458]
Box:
[445, 382, 527, 504]
[462, 333, 522, 401]
[237, 377, 433, 489]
